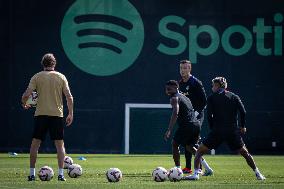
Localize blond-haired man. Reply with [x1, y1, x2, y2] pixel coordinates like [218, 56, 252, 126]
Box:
[22, 53, 73, 181]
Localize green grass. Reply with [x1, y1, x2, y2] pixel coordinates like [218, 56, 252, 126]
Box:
[0, 154, 283, 189]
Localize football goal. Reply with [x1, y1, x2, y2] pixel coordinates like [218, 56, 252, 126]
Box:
[124, 103, 171, 154]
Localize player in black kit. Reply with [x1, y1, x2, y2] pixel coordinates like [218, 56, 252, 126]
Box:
[186, 77, 266, 180]
[164, 80, 213, 174]
[179, 60, 207, 174]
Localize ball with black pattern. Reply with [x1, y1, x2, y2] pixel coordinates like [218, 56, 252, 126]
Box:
[67, 164, 82, 178]
[152, 167, 168, 182]
[38, 166, 54, 181]
[106, 168, 122, 182]
[64, 156, 73, 169]
[168, 167, 183, 182]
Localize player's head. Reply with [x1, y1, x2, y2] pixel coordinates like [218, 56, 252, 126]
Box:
[179, 59, 192, 78]
[212, 77, 227, 92]
[41, 53, 56, 69]
[165, 80, 179, 96]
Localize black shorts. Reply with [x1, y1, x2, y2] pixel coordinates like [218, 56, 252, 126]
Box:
[33, 115, 64, 141]
[202, 129, 244, 151]
[173, 125, 200, 146]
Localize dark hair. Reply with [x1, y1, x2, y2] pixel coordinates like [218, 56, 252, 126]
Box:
[179, 59, 191, 64]
[166, 80, 179, 88]
[212, 77, 227, 89]
[41, 53, 56, 67]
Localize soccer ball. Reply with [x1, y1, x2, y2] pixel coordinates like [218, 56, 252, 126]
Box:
[38, 166, 54, 181]
[26, 91, 38, 107]
[152, 167, 168, 182]
[64, 156, 73, 169]
[168, 167, 183, 182]
[106, 168, 122, 182]
[67, 164, 82, 178]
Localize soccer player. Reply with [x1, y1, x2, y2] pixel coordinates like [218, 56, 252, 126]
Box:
[178, 60, 207, 174]
[164, 80, 213, 175]
[187, 77, 266, 180]
[22, 53, 74, 181]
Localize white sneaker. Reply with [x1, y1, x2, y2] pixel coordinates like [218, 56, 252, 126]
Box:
[183, 174, 200, 180]
[202, 168, 214, 176]
[256, 172, 266, 180]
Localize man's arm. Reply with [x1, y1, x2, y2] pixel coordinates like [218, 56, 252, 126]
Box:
[236, 95, 246, 129]
[21, 88, 33, 109]
[164, 97, 179, 141]
[63, 88, 74, 126]
[22, 75, 36, 109]
[195, 80, 207, 113]
[207, 96, 213, 129]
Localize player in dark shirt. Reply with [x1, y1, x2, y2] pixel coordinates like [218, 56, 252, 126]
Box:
[164, 80, 212, 174]
[179, 60, 207, 174]
[186, 77, 265, 180]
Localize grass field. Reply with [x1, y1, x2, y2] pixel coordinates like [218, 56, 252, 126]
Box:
[0, 154, 283, 189]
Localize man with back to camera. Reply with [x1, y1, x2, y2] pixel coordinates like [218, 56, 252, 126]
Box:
[164, 80, 213, 175]
[21, 53, 74, 181]
[186, 77, 266, 180]
[178, 60, 207, 174]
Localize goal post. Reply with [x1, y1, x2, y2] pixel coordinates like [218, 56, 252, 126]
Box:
[124, 103, 171, 154]
[124, 103, 213, 155]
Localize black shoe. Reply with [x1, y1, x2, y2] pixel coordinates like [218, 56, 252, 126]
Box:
[58, 175, 66, 181]
[28, 175, 35, 181]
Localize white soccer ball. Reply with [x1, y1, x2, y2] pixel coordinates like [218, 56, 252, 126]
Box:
[152, 167, 168, 182]
[67, 164, 82, 178]
[106, 168, 122, 182]
[64, 156, 73, 169]
[38, 166, 54, 181]
[26, 91, 38, 107]
[168, 167, 183, 182]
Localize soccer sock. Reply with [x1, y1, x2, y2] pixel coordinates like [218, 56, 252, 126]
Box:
[30, 168, 35, 176]
[185, 150, 192, 169]
[201, 158, 212, 171]
[254, 167, 260, 174]
[58, 168, 64, 176]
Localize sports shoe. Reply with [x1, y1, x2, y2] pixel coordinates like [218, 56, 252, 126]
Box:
[202, 168, 214, 176]
[28, 175, 35, 181]
[256, 172, 266, 180]
[58, 175, 66, 181]
[182, 167, 192, 174]
[183, 174, 200, 180]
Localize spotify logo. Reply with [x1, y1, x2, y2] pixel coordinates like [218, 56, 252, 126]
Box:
[61, 0, 144, 76]
[157, 13, 283, 63]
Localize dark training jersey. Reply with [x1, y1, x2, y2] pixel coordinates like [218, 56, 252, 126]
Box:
[179, 76, 207, 113]
[172, 93, 200, 128]
[207, 90, 246, 130]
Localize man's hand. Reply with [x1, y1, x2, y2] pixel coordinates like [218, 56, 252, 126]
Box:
[66, 114, 73, 126]
[194, 111, 199, 118]
[164, 129, 171, 141]
[240, 127, 246, 134]
[22, 103, 31, 110]
[21, 88, 33, 109]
